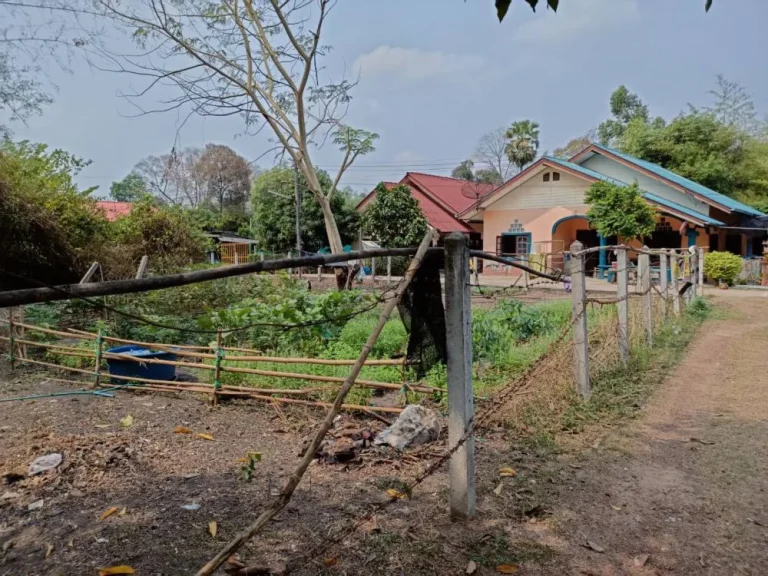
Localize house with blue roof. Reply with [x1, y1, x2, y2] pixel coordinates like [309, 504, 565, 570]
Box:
[459, 143, 766, 275]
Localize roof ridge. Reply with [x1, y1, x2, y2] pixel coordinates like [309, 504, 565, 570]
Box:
[407, 171, 492, 185]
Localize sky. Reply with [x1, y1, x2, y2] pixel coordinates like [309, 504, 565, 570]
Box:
[4, 0, 768, 196]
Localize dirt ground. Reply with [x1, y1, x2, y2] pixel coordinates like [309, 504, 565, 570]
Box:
[1, 293, 767, 575]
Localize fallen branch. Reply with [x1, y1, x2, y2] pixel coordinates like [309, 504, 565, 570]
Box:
[195, 229, 436, 576]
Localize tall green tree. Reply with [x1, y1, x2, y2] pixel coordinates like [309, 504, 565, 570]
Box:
[251, 167, 359, 253]
[505, 119, 540, 172]
[597, 86, 654, 146]
[585, 181, 656, 241]
[110, 172, 149, 202]
[451, 159, 476, 181]
[361, 183, 428, 248]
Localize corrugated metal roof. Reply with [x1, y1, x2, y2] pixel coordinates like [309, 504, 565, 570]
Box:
[95, 201, 133, 221]
[410, 188, 474, 233]
[642, 192, 724, 226]
[590, 143, 764, 217]
[405, 172, 494, 213]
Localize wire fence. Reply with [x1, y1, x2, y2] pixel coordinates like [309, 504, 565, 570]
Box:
[0, 240, 707, 575]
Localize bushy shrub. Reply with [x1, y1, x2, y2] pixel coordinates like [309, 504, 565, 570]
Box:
[0, 139, 109, 289]
[703, 251, 743, 285]
[334, 314, 407, 359]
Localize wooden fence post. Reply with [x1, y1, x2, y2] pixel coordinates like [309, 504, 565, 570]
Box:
[698, 248, 705, 289]
[570, 241, 590, 400]
[387, 256, 392, 283]
[93, 329, 104, 389]
[639, 248, 652, 346]
[371, 257, 376, 283]
[135, 255, 149, 279]
[8, 308, 15, 371]
[616, 248, 630, 366]
[444, 232, 476, 520]
[213, 329, 223, 405]
[670, 251, 681, 316]
[659, 249, 669, 318]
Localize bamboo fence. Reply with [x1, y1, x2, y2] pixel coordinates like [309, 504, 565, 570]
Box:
[1, 319, 436, 415]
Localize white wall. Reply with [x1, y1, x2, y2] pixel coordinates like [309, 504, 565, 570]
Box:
[486, 168, 588, 210]
[582, 154, 710, 214]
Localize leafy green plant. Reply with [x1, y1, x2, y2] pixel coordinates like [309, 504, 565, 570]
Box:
[585, 181, 656, 241]
[238, 451, 262, 482]
[360, 183, 428, 248]
[703, 251, 743, 285]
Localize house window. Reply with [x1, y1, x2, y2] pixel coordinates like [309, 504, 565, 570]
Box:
[497, 233, 531, 256]
[543, 172, 550, 182]
[552, 172, 561, 181]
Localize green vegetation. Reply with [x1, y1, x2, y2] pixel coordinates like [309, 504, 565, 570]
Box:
[585, 181, 657, 241]
[703, 251, 744, 285]
[361, 183, 428, 248]
[251, 166, 359, 253]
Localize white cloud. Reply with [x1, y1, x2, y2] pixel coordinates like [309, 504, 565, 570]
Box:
[514, 0, 639, 43]
[354, 46, 484, 81]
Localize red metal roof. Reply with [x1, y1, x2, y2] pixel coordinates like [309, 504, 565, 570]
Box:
[405, 172, 494, 213]
[410, 188, 474, 233]
[95, 201, 134, 221]
[356, 174, 486, 234]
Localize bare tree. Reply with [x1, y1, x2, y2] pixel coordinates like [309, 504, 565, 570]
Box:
[552, 130, 596, 159]
[195, 143, 252, 212]
[90, 0, 377, 254]
[705, 74, 759, 134]
[474, 127, 513, 182]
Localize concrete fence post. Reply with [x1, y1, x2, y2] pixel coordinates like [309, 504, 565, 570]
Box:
[616, 248, 630, 366]
[570, 241, 590, 400]
[260, 253, 265, 262]
[387, 256, 392, 284]
[317, 266, 322, 282]
[670, 251, 681, 316]
[444, 232, 476, 520]
[659, 249, 669, 318]
[234, 251, 239, 266]
[698, 248, 705, 289]
[689, 249, 698, 299]
[639, 248, 652, 346]
[287, 252, 292, 277]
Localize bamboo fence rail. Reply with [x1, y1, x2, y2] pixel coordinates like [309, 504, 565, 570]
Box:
[2, 319, 428, 413]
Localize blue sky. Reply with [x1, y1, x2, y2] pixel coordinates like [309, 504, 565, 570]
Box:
[5, 0, 768, 195]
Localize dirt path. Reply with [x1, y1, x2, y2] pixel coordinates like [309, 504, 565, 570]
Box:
[542, 295, 768, 575]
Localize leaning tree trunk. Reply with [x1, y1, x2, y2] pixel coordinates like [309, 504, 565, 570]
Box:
[317, 195, 344, 254]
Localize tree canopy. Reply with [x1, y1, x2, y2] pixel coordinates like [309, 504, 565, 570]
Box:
[110, 173, 150, 202]
[494, 0, 714, 21]
[251, 167, 359, 254]
[505, 120, 540, 172]
[361, 183, 428, 248]
[585, 181, 656, 241]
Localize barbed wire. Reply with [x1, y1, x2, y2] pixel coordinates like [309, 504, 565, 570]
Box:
[280, 310, 584, 574]
[0, 267, 406, 335]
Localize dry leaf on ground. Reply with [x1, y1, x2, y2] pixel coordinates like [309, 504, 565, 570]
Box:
[45, 543, 53, 558]
[98, 566, 136, 576]
[99, 507, 120, 521]
[208, 521, 217, 538]
[119, 415, 133, 428]
[174, 426, 192, 434]
[499, 467, 517, 477]
[196, 433, 215, 441]
[385, 488, 407, 500]
[610, 504, 622, 511]
[323, 557, 338, 567]
[496, 564, 519, 573]
[584, 540, 605, 553]
[466, 559, 477, 574]
[118, 507, 127, 516]
[493, 481, 504, 496]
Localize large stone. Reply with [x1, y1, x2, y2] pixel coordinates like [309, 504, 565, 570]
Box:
[374, 405, 441, 451]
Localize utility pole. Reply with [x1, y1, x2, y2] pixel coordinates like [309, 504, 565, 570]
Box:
[294, 162, 302, 256]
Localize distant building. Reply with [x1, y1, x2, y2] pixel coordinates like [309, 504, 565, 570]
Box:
[95, 201, 134, 221]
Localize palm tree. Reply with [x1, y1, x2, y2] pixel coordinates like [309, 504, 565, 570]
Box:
[505, 120, 540, 172]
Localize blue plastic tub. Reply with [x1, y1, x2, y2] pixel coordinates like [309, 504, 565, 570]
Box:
[106, 345, 178, 384]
